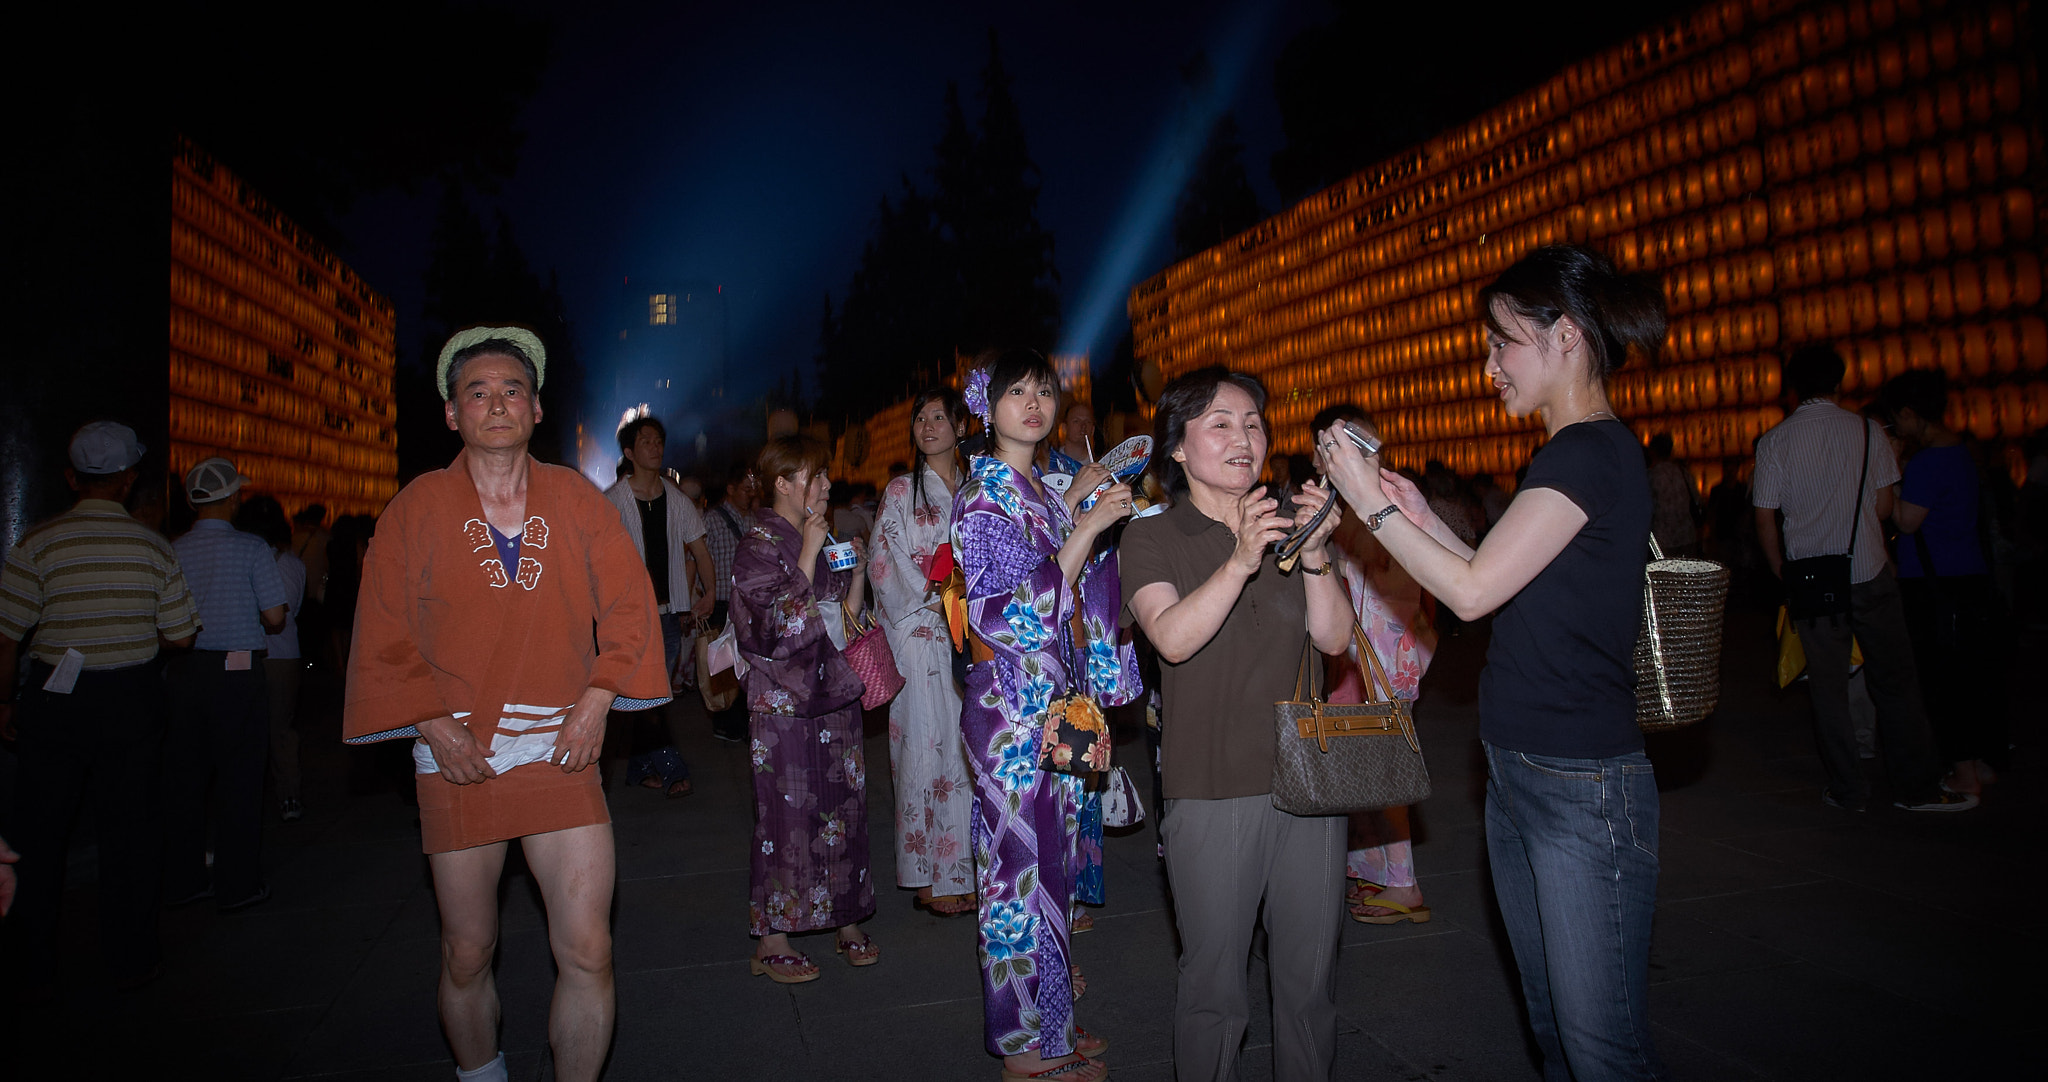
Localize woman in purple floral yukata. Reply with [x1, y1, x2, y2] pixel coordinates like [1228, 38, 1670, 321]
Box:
[731, 435, 877, 984]
[953, 348, 1141, 1082]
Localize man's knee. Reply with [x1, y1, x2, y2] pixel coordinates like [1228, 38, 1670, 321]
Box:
[550, 922, 613, 978]
[442, 933, 498, 983]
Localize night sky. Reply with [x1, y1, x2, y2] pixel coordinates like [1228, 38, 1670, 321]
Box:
[332, 0, 1327, 432]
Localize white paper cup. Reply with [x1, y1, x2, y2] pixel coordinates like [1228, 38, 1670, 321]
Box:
[825, 541, 858, 572]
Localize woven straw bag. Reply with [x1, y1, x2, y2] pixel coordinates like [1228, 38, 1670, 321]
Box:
[1635, 536, 1732, 731]
[841, 607, 906, 711]
[1271, 618, 1431, 816]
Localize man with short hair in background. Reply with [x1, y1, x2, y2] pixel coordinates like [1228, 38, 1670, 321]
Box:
[1752, 345, 1971, 814]
[702, 459, 757, 742]
[603, 414, 715, 795]
[164, 456, 291, 911]
[0, 422, 199, 993]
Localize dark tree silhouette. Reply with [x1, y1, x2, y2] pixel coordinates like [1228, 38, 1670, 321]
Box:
[1174, 114, 1265, 260]
[818, 31, 1062, 422]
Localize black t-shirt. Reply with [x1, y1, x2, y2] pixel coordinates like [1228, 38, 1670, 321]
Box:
[1479, 420, 1651, 759]
[638, 492, 670, 606]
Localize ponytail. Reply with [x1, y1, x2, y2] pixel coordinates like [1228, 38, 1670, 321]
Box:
[1478, 245, 1668, 378]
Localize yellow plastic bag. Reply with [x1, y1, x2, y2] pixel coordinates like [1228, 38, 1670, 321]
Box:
[1774, 605, 1862, 688]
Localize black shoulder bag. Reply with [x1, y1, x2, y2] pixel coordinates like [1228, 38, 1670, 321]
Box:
[1781, 420, 1869, 622]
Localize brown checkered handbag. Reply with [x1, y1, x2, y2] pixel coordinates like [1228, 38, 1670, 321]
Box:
[1271, 615, 1430, 816]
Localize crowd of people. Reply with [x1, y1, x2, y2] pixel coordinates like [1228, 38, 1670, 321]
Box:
[2, 244, 2043, 1082]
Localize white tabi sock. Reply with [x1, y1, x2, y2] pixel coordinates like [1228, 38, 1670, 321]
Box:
[455, 1052, 507, 1082]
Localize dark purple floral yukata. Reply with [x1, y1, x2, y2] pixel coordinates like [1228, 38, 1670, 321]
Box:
[732, 507, 874, 937]
[954, 455, 1140, 1058]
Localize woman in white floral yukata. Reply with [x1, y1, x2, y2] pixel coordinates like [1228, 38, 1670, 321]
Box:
[869, 385, 977, 915]
[731, 435, 877, 984]
[1311, 404, 1439, 926]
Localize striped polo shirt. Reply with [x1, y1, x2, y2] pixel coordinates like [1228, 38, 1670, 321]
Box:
[0, 499, 200, 670]
[174, 519, 293, 651]
[1751, 399, 1900, 584]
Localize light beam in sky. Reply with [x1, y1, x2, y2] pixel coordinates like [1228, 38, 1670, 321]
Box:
[1056, 0, 1273, 371]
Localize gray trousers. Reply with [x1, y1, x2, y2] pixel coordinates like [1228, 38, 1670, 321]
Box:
[1795, 568, 1941, 804]
[1161, 794, 1346, 1082]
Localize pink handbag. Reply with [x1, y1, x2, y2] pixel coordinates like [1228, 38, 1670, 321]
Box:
[841, 606, 905, 710]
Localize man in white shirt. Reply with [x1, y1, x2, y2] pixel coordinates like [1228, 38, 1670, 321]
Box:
[603, 415, 713, 795]
[1752, 345, 1971, 813]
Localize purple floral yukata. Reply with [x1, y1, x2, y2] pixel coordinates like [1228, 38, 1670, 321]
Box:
[953, 455, 1140, 1058]
[732, 507, 874, 937]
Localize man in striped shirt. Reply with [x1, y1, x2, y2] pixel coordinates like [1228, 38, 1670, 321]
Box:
[0, 422, 199, 992]
[1752, 346, 1970, 813]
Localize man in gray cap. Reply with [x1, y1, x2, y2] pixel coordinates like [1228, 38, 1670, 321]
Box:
[163, 455, 292, 912]
[0, 422, 200, 992]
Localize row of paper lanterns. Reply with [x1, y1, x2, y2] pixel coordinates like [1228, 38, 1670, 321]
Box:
[171, 178, 396, 355]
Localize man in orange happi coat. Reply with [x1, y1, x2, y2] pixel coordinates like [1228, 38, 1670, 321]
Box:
[344, 326, 668, 1082]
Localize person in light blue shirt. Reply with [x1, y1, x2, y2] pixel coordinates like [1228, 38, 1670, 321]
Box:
[236, 495, 309, 822]
[164, 457, 291, 912]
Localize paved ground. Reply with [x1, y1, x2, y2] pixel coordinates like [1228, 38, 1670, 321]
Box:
[2, 589, 2040, 1080]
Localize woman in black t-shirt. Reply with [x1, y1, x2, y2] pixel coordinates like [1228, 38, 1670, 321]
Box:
[1322, 245, 1668, 1081]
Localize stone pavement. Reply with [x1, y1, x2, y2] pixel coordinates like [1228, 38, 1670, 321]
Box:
[3, 594, 2040, 1080]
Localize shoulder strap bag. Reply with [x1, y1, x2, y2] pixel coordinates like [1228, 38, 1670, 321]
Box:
[1781, 419, 1869, 622]
[1271, 615, 1430, 815]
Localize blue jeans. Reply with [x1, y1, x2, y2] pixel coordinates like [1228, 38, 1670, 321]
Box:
[1484, 742, 1666, 1082]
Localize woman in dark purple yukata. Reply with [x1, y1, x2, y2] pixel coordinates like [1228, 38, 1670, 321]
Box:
[731, 434, 877, 983]
[953, 348, 1142, 1082]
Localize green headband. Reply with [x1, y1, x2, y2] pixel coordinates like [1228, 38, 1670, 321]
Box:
[436, 325, 548, 400]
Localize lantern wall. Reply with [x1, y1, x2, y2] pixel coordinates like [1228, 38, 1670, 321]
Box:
[1129, 0, 2047, 493]
[170, 139, 399, 518]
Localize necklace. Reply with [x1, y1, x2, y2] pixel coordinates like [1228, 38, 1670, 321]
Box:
[1575, 408, 1618, 426]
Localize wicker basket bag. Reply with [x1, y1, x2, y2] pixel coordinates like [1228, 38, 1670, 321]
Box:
[1635, 536, 1732, 732]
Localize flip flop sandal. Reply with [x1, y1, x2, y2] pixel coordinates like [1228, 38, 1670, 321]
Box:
[1347, 878, 1384, 904]
[1000, 1056, 1107, 1081]
[835, 934, 881, 967]
[1351, 899, 1432, 925]
[1070, 911, 1095, 934]
[749, 953, 820, 983]
[1074, 1027, 1109, 1058]
[915, 893, 976, 917]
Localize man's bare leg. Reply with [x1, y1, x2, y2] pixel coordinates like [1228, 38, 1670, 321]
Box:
[521, 823, 616, 1082]
[428, 841, 511, 1071]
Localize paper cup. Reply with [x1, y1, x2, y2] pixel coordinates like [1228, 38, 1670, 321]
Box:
[825, 541, 859, 572]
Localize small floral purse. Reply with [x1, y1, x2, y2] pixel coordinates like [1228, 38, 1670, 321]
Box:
[1039, 608, 1111, 775]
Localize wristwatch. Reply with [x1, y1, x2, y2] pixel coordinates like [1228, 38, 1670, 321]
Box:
[1365, 503, 1402, 532]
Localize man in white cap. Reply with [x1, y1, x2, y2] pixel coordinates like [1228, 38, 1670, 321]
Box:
[344, 326, 667, 1082]
[163, 455, 292, 912]
[0, 422, 199, 993]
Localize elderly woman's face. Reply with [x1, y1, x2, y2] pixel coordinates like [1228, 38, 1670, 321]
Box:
[444, 354, 541, 451]
[1174, 383, 1267, 496]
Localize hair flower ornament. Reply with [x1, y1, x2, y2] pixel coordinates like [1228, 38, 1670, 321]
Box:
[963, 366, 994, 423]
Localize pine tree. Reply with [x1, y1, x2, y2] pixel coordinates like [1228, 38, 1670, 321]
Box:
[1174, 114, 1265, 260]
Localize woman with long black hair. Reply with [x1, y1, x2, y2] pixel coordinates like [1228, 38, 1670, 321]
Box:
[869, 386, 977, 915]
[1321, 244, 1671, 1080]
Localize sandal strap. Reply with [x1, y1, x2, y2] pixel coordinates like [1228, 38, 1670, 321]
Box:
[757, 953, 812, 967]
[1352, 898, 1414, 915]
[1019, 1059, 1101, 1079]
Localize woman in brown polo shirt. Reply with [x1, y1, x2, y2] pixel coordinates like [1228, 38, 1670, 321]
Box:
[1119, 366, 1352, 1082]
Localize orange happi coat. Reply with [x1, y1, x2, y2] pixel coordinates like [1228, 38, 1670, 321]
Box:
[344, 450, 668, 851]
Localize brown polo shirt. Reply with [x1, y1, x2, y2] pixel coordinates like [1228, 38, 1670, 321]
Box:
[1119, 497, 1315, 800]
